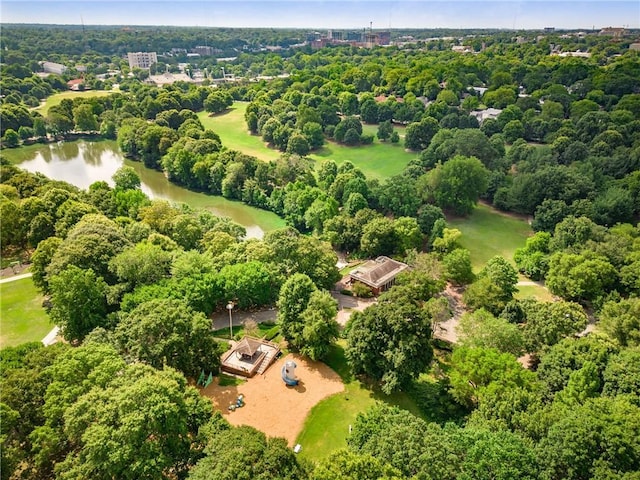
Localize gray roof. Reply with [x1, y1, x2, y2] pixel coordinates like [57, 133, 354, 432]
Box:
[350, 256, 409, 288]
[235, 337, 262, 357]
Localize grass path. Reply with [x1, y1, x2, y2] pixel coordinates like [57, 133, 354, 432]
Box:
[198, 102, 417, 180]
[0, 277, 51, 348]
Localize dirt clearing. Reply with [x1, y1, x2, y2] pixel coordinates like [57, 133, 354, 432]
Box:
[201, 354, 344, 445]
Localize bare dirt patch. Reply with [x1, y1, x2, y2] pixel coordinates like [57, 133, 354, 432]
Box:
[201, 353, 344, 445]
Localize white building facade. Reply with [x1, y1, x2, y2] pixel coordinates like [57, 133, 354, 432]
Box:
[127, 52, 158, 69]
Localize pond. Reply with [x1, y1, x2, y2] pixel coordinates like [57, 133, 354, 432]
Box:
[3, 140, 286, 239]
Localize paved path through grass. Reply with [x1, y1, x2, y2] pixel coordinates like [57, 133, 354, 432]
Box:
[0, 272, 33, 283]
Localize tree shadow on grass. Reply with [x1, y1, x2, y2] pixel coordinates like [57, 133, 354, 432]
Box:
[406, 375, 469, 425]
[322, 342, 354, 383]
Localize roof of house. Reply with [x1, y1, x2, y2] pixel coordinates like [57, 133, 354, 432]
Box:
[350, 256, 409, 289]
[147, 72, 193, 86]
[234, 337, 262, 357]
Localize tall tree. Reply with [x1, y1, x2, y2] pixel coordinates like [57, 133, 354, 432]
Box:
[115, 298, 223, 377]
[420, 155, 488, 215]
[346, 289, 433, 393]
[48, 266, 108, 343]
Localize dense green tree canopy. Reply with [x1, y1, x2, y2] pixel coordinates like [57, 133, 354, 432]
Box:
[115, 298, 224, 377]
[346, 288, 433, 393]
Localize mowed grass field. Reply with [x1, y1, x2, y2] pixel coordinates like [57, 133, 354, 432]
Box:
[198, 102, 417, 180]
[0, 277, 51, 348]
[295, 342, 422, 462]
[449, 202, 533, 271]
[35, 90, 116, 116]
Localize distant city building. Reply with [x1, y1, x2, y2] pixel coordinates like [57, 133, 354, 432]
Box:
[630, 43, 640, 52]
[378, 31, 391, 45]
[599, 27, 626, 38]
[193, 45, 215, 56]
[147, 72, 193, 86]
[75, 65, 87, 73]
[41, 61, 67, 75]
[452, 45, 473, 53]
[544, 27, 555, 32]
[127, 52, 158, 69]
[554, 50, 591, 58]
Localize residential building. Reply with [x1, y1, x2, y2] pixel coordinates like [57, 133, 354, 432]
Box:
[127, 52, 158, 69]
[470, 108, 503, 124]
[452, 45, 473, 53]
[554, 50, 591, 58]
[66, 78, 86, 91]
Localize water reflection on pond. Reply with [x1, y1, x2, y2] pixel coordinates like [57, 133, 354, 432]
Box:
[7, 140, 286, 239]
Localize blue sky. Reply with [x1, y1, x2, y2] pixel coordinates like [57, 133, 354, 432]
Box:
[1, 1, 638, 29]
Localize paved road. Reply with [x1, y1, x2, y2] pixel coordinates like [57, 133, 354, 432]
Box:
[0, 272, 33, 284]
[210, 293, 376, 331]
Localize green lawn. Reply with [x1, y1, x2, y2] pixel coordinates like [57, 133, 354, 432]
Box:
[0, 277, 52, 348]
[516, 282, 555, 302]
[449, 203, 533, 271]
[295, 342, 422, 462]
[212, 321, 277, 340]
[198, 106, 281, 161]
[198, 102, 417, 180]
[35, 90, 116, 117]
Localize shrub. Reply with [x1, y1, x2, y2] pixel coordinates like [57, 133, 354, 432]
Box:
[264, 325, 281, 341]
[352, 281, 373, 298]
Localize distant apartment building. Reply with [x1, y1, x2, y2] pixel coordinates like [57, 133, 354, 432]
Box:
[193, 45, 215, 56]
[127, 52, 158, 69]
[41, 61, 67, 75]
[629, 43, 640, 52]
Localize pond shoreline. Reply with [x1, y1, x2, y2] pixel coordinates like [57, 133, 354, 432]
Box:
[3, 139, 286, 239]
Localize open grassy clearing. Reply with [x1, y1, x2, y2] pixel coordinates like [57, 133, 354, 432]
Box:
[449, 203, 532, 271]
[295, 341, 423, 462]
[198, 107, 281, 161]
[516, 283, 555, 302]
[35, 90, 115, 116]
[0, 277, 51, 348]
[198, 102, 416, 180]
[212, 321, 277, 340]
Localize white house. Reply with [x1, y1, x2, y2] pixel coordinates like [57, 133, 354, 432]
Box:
[470, 108, 503, 124]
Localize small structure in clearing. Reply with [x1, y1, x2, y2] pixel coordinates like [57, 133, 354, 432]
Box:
[349, 256, 409, 295]
[220, 336, 280, 378]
